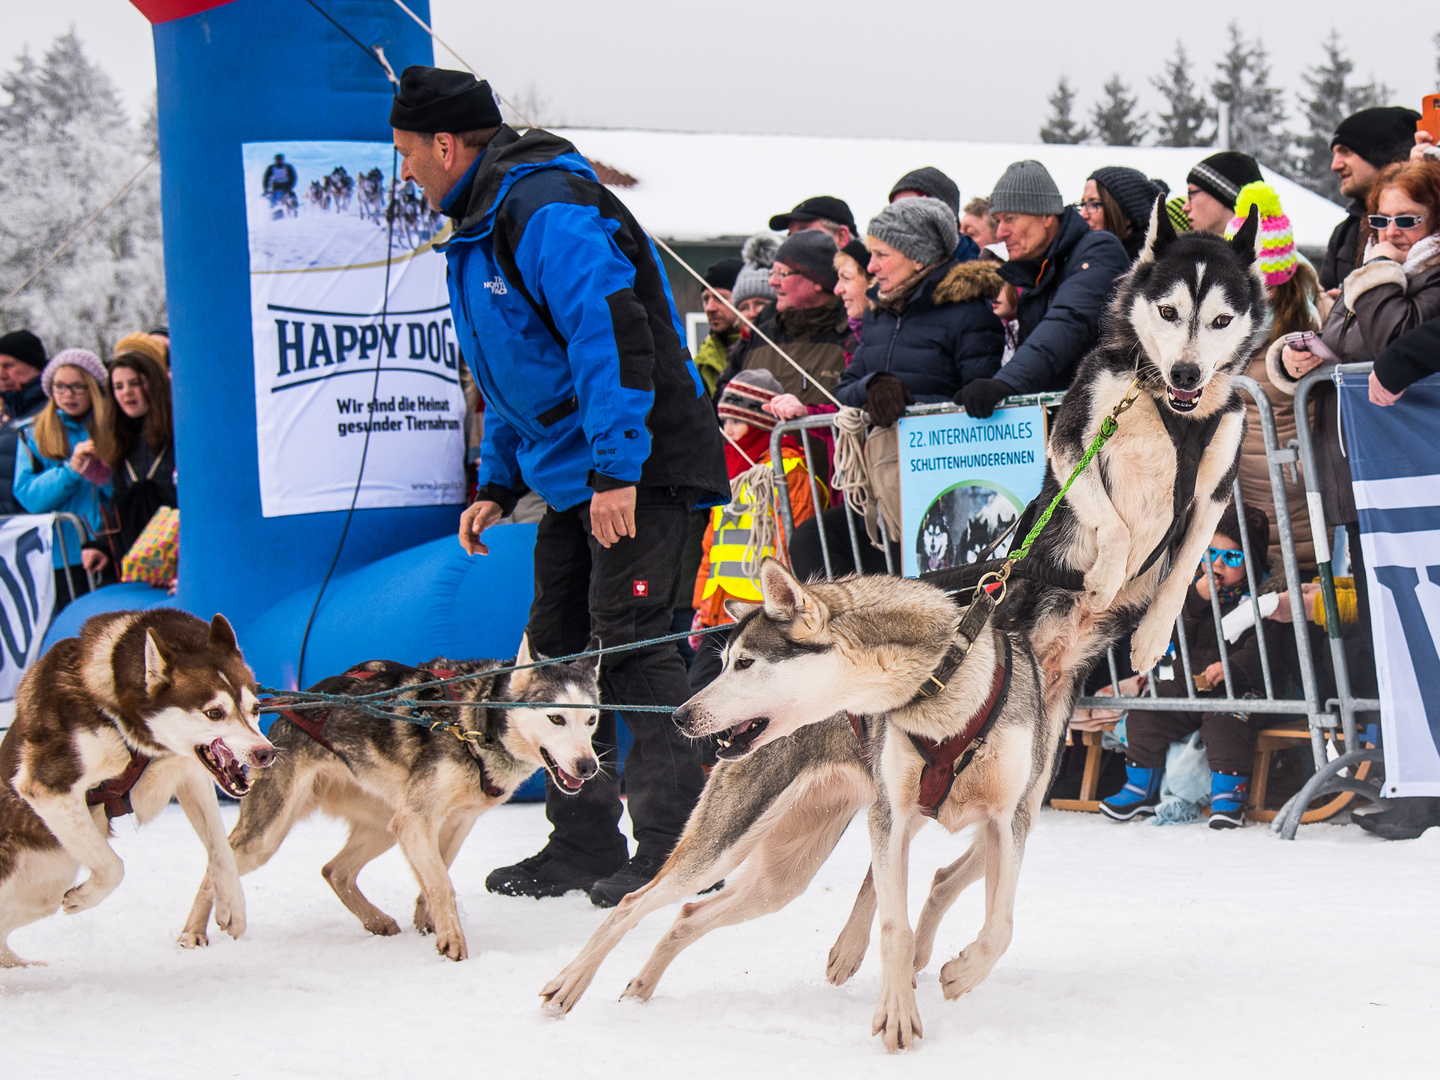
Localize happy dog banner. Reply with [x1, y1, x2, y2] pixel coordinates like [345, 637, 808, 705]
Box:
[244, 141, 465, 517]
[897, 405, 1047, 578]
[1341, 371, 1440, 797]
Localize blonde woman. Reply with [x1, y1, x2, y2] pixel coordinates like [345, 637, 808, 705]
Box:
[14, 349, 116, 607]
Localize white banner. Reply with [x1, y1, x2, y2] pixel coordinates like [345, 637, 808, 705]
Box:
[244, 141, 466, 518]
[1341, 372, 1440, 797]
[0, 514, 56, 701]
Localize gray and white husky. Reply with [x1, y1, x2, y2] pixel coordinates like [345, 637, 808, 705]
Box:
[180, 636, 601, 961]
[543, 204, 1269, 1049]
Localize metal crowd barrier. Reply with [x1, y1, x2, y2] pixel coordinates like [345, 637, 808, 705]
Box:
[765, 375, 1381, 838]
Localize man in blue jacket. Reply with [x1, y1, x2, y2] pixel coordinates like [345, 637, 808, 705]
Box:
[0, 330, 50, 515]
[391, 68, 729, 907]
[957, 160, 1130, 418]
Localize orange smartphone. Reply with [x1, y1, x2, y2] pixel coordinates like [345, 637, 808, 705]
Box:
[1420, 93, 1440, 143]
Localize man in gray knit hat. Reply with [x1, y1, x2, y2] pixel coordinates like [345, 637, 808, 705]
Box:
[956, 159, 1128, 417]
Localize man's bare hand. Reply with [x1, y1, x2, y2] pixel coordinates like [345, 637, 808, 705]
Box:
[590, 485, 637, 548]
[81, 547, 108, 574]
[459, 500, 504, 555]
[1369, 370, 1403, 406]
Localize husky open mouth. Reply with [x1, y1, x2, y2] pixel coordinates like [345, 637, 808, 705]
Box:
[541, 748, 586, 793]
[195, 738, 251, 797]
[1165, 384, 1202, 412]
[715, 718, 769, 760]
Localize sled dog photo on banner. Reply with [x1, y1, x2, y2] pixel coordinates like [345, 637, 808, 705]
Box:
[244, 140, 466, 518]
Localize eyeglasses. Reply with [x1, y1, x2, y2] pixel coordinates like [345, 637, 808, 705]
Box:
[1077, 199, 1105, 213]
[1204, 546, 1245, 568]
[1367, 213, 1426, 230]
[51, 381, 88, 396]
[770, 267, 799, 280]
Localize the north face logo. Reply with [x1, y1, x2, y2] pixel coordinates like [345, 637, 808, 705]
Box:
[482, 276, 508, 295]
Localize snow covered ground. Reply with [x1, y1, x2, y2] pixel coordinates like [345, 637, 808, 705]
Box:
[3, 802, 1436, 1078]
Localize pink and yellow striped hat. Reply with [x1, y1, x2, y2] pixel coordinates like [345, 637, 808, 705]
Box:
[1225, 181, 1297, 287]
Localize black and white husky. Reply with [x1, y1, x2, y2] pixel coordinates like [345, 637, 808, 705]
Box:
[997, 199, 1269, 707]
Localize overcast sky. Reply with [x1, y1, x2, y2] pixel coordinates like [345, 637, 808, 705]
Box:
[7, 1, 1439, 143]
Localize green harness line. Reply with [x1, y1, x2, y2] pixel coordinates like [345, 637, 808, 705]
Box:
[977, 377, 1141, 600]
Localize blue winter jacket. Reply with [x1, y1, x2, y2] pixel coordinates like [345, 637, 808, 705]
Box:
[12, 410, 113, 568]
[836, 260, 1005, 407]
[993, 207, 1130, 395]
[439, 126, 728, 512]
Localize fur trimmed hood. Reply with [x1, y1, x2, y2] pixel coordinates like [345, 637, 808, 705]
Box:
[933, 260, 1004, 305]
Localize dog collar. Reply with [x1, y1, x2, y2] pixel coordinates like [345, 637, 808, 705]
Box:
[911, 591, 996, 704]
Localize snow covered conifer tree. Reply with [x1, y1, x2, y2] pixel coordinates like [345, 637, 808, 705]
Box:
[1152, 43, 1215, 148]
[1091, 75, 1147, 147]
[1210, 24, 1291, 174]
[1293, 32, 1387, 203]
[0, 32, 165, 353]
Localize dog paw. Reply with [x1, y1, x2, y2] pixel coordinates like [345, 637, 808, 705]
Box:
[872, 984, 924, 1053]
[434, 930, 468, 962]
[365, 913, 402, 937]
[176, 931, 210, 950]
[413, 897, 433, 935]
[1129, 618, 1170, 675]
[1084, 566, 1124, 612]
[619, 973, 659, 1003]
[213, 897, 247, 941]
[0, 950, 46, 968]
[826, 936, 868, 985]
[539, 968, 590, 1015]
[61, 877, 110, 914]
[939, 948, 992, 1000]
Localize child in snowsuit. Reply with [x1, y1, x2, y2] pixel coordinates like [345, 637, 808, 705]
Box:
[1102, 503, 1286, 829]
[688, 368, 825, 692]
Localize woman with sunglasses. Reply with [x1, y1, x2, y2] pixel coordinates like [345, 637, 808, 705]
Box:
[1099, 503, 1284, 830]
[12, 349, 117, 609]
[1270, 158, 1440, 640]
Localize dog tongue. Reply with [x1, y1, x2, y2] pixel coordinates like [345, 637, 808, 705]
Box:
[210, 739, 236, 767]
[732, 720, 754, 735]
[1171, 386, 1199, 401]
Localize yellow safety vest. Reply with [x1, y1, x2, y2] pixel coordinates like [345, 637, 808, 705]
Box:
[702, 455, 819, 603]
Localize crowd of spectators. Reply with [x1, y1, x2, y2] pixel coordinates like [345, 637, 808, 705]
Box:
[0, 326, 175, 610]
[674, 106, 1440, 837]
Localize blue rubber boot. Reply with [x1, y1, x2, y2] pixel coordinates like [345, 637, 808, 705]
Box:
[1099, 764, 1162, 821]
[1208, 772, 1249, 830]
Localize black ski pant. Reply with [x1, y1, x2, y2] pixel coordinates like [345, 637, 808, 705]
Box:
[1124, 680, 1257, 776]
[525, 488, 705, 871]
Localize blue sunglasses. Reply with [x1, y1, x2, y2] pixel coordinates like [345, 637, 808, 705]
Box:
[1205, 546, 1245, 568]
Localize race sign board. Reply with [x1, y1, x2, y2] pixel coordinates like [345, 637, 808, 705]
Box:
[0, 515, 55, 700]
[243, 141, 466, 517]
[898, 405, 1048, 578]
[1340, 371, 1440, 797]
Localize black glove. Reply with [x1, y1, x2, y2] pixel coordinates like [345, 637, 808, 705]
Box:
[865, 372, 915, 427]
[956, 378, 1012, 419]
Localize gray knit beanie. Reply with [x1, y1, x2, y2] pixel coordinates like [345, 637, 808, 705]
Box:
[730, 232, 780, 307]
[990, 159, 1064, 216]
[42, 348, 108, 400]
[866, 197, 959, 267]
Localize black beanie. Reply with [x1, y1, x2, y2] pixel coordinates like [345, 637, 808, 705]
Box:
[1090, 167, 1167, 231]
[1187, 152, 1264, 211]
[0, 329, 46, 372]
[1331, 106, 1423, 168]
[890, 167, 961, 216]
[703, 257, 743, 291]
[389, 66, 503, 133]
[774, 229, 839, 291]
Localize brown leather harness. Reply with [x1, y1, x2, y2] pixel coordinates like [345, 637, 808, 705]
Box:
[273, 667, 506, 799]
[848, 629, 1013, 820]
[86, 747, 152, 819]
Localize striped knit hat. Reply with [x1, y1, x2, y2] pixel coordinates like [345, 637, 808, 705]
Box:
[717, 368, 783, 431]
[1224, 182, 1297, 287]
[1166, 196, 1192, 233]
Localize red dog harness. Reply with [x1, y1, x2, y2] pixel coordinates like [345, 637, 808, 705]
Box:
[848, 631, 1012, 819]
[274, 667, 506, 798]
[86, 748, 152, 819]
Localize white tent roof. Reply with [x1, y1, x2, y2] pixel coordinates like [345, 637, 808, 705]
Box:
[552, 128, 1347, 250]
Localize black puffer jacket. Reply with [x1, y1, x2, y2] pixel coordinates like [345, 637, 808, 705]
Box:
[835, 261, 1005, 406]
[993, 207, 1130, 395]
[0, 378, 48, 515]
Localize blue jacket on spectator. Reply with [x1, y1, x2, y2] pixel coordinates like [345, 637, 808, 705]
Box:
[439, 126, 727, 513]
[0, 377, 49, 515]
[993, 207, 1129, 395]
[13, 411, 112, 568]
[836, 260, 1005, 406]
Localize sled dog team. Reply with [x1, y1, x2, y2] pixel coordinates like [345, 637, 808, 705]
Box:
[0, 204, 1265, 1052]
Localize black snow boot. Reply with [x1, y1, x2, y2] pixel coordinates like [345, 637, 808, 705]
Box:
[1353, 797, 1440, 841]
[588, 854, 668, 908]
[486, 848, 615, 899]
